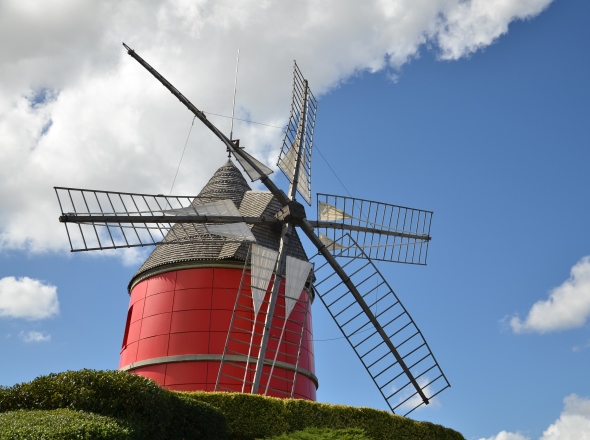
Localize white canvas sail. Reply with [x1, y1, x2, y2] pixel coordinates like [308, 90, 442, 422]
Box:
[250, 244, 278, 316]
[161, 199, 241, 217]
[319, 233, 346, 251]
[278, 140, 311, 205]
[318, 201, 352, 221]
[284, 256, 312, 319]
[204, 222, 256, 242]
[235, 150, 274, 182]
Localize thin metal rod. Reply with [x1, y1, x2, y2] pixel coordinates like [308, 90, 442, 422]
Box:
[230, 49, 240, 141]
[309, 221, 431, 241]
[59, 214, 279, 225]
[122, 43, 289, 207]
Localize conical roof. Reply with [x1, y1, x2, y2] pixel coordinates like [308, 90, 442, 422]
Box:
[129, 159, 308, 290]
[193, 158, 251, 206]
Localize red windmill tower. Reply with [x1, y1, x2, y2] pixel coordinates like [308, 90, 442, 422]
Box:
[118, 160, 317, 399]
[55, 44, 450, 415]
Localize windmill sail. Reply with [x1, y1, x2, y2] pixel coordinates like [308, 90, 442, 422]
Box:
[284, 256, 313, 319]
[277, 62, 317, 205]
[251, 244, 279, 316]
[313, 193, 433, 265]
[310, 234, 449, 415]
[54, 187, 264, 251]
[234, 149, 274, 182]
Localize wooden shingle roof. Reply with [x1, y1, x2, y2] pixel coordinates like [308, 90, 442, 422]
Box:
[129, 159, 308, 290]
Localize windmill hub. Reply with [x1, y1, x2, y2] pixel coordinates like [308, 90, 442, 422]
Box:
[275, 200, 306, 225]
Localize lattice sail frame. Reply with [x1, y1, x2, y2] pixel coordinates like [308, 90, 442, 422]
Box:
[311, 234, 449, 415]
[316, 193, 433, 265]
[277, 62, 317, 205]
[54, 187, 255, 252]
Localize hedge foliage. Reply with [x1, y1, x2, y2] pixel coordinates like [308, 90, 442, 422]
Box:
[0, 370, 465, 440]
[0, 369, 227, 440]
[0, 409, 131, 440]
[269, 427, 371, 440]
[184, 391, 465, 440]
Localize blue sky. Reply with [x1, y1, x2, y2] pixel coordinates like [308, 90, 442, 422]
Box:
[1, 1, 589, 439]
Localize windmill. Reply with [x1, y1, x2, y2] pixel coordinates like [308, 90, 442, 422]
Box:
[54, 43, 449, 415]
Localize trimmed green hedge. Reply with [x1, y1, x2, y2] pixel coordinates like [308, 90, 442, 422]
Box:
[182, 391, 289, 439]
[0, 409, 131, 440]
[0, 370, 464, 440]
[269, 427, 371, 440]
[0, 369, 227, 440]
[183, 391, 465, 440]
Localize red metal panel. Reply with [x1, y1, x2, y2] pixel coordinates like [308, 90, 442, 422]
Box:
[212, 267, 244, 290]
[131, 364, 167, 384]
[307, 377, 317, 400]
[205, 361, 222, 385]
[125, 320, 142, 345]
[232, 309, 254, 326]
[176, 268, 213, 290]
[130, 299, 145, 323]
[143, 291, 174, 318]
[165, 361, 208, 385]
[283, 339, 299, 358]
[147, 272, 177, 295]
[130, 281, 148, 305]
[265, 332, 279, 354]
[209, 309, 233, 332]
[264, 366, 288, 394]
[172, 288, 212, 311]
[298, 349, 310, 372]
[211, 287, 240, 311]
[136, 334, 169, 360]
[170, 310, 211, 333]
[119, 341, 138, 368]
[208, 331, 231, 355]
[139, 313, 172, 339]
[294, 374, 310, 399]
[168, 331, 209, 356]
[308, 352, 315, 375]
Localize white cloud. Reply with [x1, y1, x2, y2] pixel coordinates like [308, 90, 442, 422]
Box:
[510, 257, 590, 333]
[0, 276, 59, 320]
[541, 394, 590, 440]
[0, 0, 554, 260]
[482, 395, 590, 440]
[19, 330, 51, 343]
[437, 0, 553, 60]
[479, 431, 530, 440]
